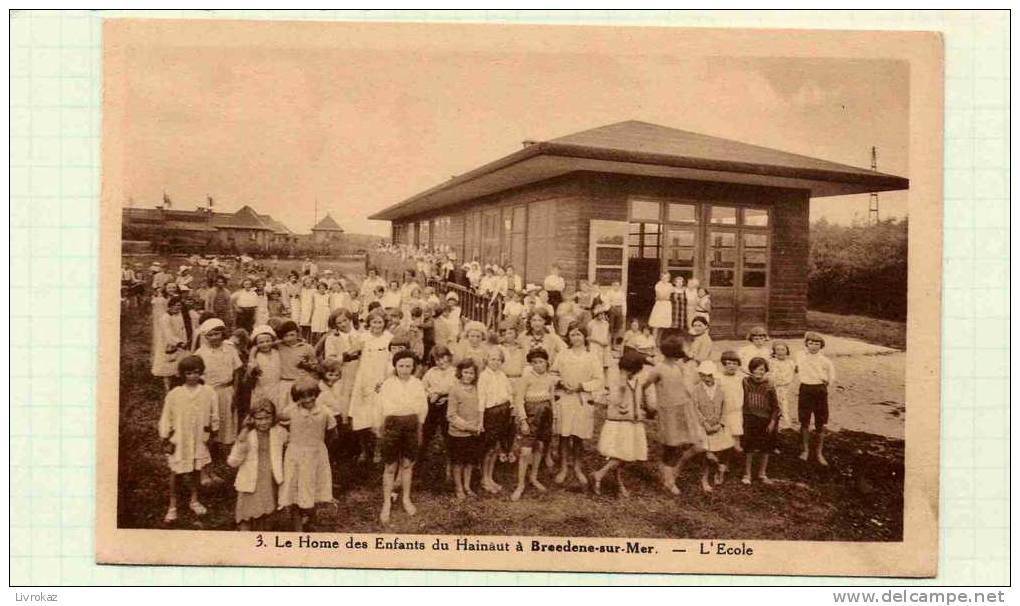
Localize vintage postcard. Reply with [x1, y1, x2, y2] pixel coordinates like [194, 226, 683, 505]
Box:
[96, 18, 943, 576]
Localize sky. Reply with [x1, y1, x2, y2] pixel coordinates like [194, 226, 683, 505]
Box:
[107, 20, 910, 236]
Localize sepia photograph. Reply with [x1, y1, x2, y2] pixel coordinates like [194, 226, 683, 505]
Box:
[97, 17, 942, 576]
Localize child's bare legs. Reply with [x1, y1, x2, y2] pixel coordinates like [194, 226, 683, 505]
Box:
[238, 520, 251, 531]
[400, 459, 416, 515]
[616, 466, 630, 498]
[555, 437, 570, 484]
[814, 427, 828, 466]
[380, 461, 397, 523]
[463, 464, 476, 496]
[659, 462, 679, 495]
[571, 437, 587, 485]
[799, 424, 811, 461]
[165, 473, 179, 522]
[452, 463, 466, 499]
[591, 458, 618, 495]
[742, 452, 755, 484]
[543, 437, 556, 468]
[677, 445, 701, 475]
[529, 444, 546, 492]
[511, 446, 531, 501]
[701, 452, 716, 492]
[757, 453, 773, 484]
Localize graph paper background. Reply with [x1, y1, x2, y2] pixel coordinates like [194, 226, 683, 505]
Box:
[8, 10, 1009, 586]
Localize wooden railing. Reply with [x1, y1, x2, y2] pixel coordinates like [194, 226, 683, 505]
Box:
[367, 249, 504, 330]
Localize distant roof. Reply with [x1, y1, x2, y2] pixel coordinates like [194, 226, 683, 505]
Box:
[311, 214, 344, 232]
[370, 120, 910, 221]
[163, 220, 216, 232]
[258, 213, 294, 235]
[211, 205, 273, 230]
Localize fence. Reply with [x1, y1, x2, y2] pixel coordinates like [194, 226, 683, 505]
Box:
[367, 250, 504, 330]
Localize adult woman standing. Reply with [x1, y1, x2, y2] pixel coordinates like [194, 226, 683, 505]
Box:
[647, 272, 674, 344]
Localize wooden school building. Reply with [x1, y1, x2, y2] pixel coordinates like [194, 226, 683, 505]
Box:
[369, 121, 909, 338]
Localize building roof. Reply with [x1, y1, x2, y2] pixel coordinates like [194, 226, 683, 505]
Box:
[369, 120, 910, 221]
[163, 220, 217, 233]
[257, 213, 295, 235]
[211, 205, 273, 230]
[311, 214, 344, 232]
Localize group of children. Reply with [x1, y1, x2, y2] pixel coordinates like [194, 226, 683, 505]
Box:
[148, 256, 837, 531]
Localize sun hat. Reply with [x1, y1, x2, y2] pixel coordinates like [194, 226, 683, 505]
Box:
[804, 331, 826, 347]
[251, 324, 277, 341]
[697, 360, 718, 376]
[197, 318, 226, 335]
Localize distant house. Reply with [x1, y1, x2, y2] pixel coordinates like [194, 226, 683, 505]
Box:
[122, 202, 296, 255]
[310, 213, 345, 244]
[369, 120, 909, 337]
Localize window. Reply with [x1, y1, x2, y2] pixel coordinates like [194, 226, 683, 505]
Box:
[666, 228, 696, 280]
[742, 232, 768, 287]
[628, 222, 660, 259]
[630, 199, 660, 222]
[709, 205, 738, 225]
[667, 203, 697, 223]
[708, 230, 736, 286]
[744, 207, 769, 227]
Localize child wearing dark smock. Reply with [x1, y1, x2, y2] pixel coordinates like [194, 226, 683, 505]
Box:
[478, 349, 515, 494]
[740, 357, 781, 485]
[510, 348, 557, 501]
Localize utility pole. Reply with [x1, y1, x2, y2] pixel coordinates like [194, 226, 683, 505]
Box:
[868, 146, 880, 225]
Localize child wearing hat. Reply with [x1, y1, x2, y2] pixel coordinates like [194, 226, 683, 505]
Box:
[691, 360, 729, 493]
[195, 318, 243, 453]
[795, 332, 836, 466]
[247, 325, 282, 407]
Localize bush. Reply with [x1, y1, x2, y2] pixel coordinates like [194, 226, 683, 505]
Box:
[808, 218, 908, 321]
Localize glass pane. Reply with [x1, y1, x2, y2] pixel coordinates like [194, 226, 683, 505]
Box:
[709, 249, 737, 268]
[642, 245, 660, 259]
[666, 229, 695, 247]
[595, 247, 624, 266]
[743, 271, 767, 288]
[513, 206, 526, 231]
[628, 247, 642, 259]
[667, 248, 695, 267]
[628, 233, 642, 247]
[668, 203, 696, 223]
[642, 234, 660, 247]
[744, 233, 768, 248]
[596, 233, 624, 245]
[710, 270, 735, 287]
[594, 268, 623, 285]
[744, 208, 769, 227]
[710, 206, 737, 225]
[631, 199, 660, 221]
[744, 250, 767, 268]
[709, 231, 737, 248]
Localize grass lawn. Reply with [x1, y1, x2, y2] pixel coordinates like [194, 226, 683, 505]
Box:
[806, 310, 906, 351]
[117, 285, 905, 541]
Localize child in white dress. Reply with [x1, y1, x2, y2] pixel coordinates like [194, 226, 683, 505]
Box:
[278, 378, 337, 532]
[591, 349, 649, 497]
[309, 281, 332, 343]
[158, 355, 220, 523]
[770, 341, 796, 430]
